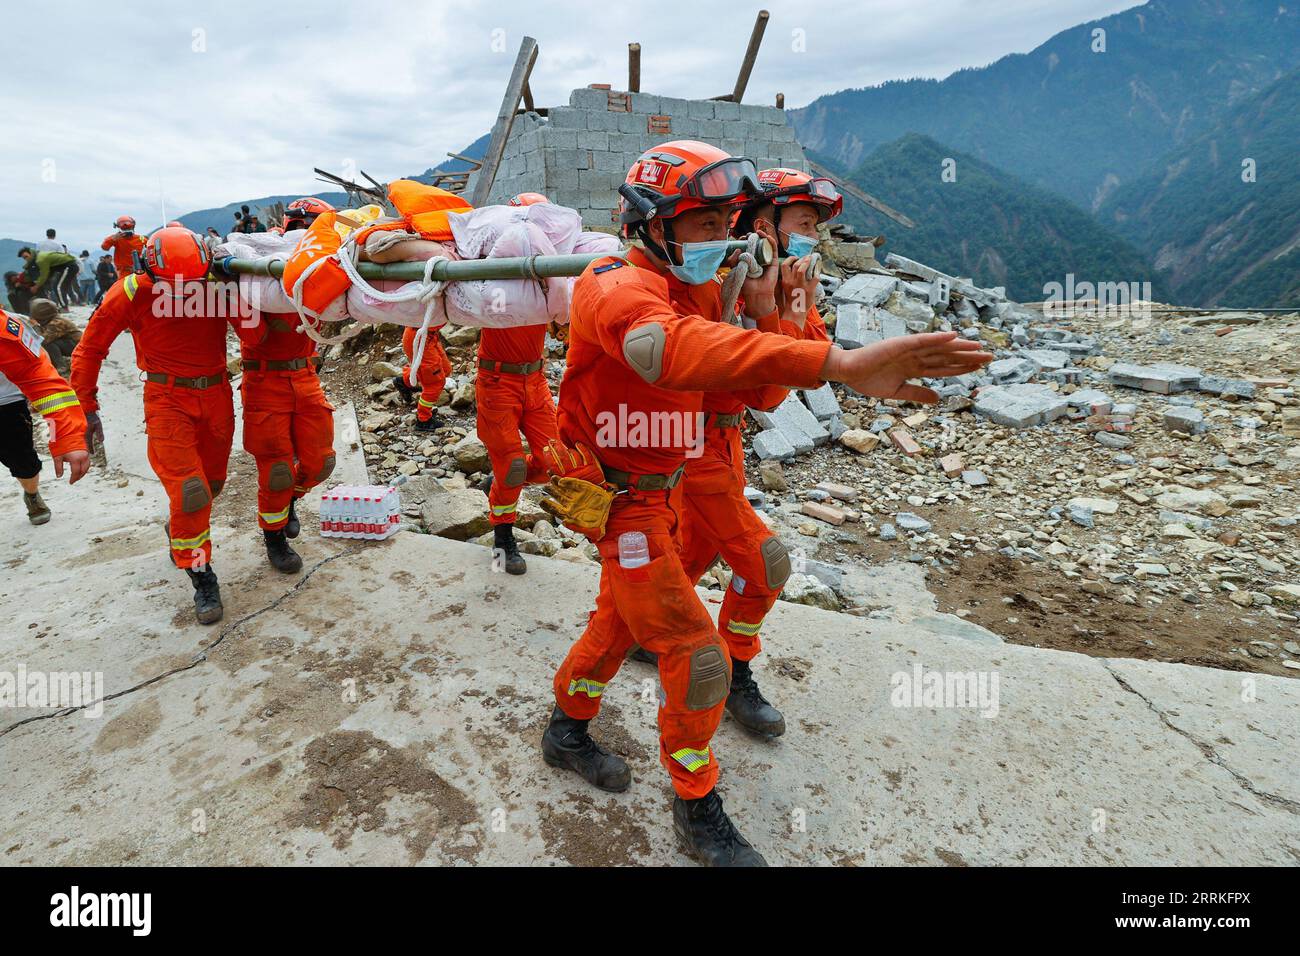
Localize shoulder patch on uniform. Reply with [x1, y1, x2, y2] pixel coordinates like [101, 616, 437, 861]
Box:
[593, 259, 626, 275]
[5, 318, 19, 337]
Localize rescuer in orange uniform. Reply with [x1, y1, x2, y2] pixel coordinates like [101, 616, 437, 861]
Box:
[72, 227, 247, 625]
[0, 308, 90, 521]
[101, 216, 147, 279]
[234, 197, 337, 574]
[463, 191, 562, 575]
[537, 141, 992, 866]
[666, 168, 844, 738]
[393, 328, 452, 432]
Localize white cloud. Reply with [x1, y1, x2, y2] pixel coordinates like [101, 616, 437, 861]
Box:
[0, 0, 1138, 254]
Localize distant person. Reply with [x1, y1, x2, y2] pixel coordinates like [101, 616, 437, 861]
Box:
[28, 299, 82, 373]
[77, 251, 97, 304]
[18, 247, 78, 310]
[206, 227, 221, 242]
[93, 255, 117, 305]
[233, 204, 253, 234]
[101, 216, 146, 280]
[4, 271, 35, 314]
[37, 228, 67, 254]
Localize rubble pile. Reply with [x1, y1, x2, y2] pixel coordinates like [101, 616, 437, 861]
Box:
[737, 227, 1300, 667]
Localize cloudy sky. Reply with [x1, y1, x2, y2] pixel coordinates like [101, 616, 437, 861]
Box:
[2, 0, 1137, 252]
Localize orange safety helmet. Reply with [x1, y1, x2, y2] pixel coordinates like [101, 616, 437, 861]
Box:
[138, 226, 213, 283]
[114, 215, 137, 231]
[619, 140, 762, 263]
[508, 192, 550, 207]
[166, 220, 184, 228]
[734, 167, 843, 235]
[283, 196, 336, 230]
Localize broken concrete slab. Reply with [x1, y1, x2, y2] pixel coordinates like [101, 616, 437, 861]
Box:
[1162, 406, 1207, 435]
[830, 272, 897, 308]
[987, 358, 1038, 386]
[973, 384, 1069, 429]
[1108, 362, 1201, 394]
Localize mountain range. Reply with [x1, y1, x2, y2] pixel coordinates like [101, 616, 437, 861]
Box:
[821, 134, 1167, 303]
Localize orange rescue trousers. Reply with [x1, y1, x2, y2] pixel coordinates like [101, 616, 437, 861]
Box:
[476, 369, 558, 526]
[553, 492, 732, 799]
[240, 368, 336, 531]
[402, 328, 451, 421]
[677, 447, 788, 663]
[144, 379, 235, 569]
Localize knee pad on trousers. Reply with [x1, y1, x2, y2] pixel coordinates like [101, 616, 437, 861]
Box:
[268, 461, 294, 492]
[760, 536, 791, 590]
[504, 456, 528, 488]
[208, 479, 225, 499]
[180, 477, 211, 513]
[685, 642, 730, 711]
[315, 454, 336, 483]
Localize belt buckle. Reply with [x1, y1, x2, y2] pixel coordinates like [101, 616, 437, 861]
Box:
[638, 474, 666, 491]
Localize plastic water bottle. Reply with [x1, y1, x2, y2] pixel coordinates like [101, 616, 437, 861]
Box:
[618, 531, 650, 569]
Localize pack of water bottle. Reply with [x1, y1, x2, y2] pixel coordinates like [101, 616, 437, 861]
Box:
[319, 484, 401, 540]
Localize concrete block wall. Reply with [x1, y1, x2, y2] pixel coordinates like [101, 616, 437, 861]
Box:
[465, 88, 808, 231]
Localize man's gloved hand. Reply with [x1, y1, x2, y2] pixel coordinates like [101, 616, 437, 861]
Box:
[85, 411, 104, 453]
[537, 440, 615, 541]
[541, 477, 615, 542]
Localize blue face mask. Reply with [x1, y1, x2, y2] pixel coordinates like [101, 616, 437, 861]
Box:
[666, 240, 731, 285]
[782, 230, 817, 258]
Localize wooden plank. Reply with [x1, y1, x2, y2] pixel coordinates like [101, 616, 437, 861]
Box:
[628, 43, 641, 93]
[731, 10, 770, 103]
[807, 158, 917, 229]
[471, 36, 539, 208]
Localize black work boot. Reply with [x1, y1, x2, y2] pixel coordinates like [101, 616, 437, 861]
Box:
[413, 413, 439, 433]
[673, 789, 767, 867]
[628, 645, 658, 665]
[541, 706, 631, 792]
[264, 528, 303, 573]
[284, 499, 301, 539]
[494, 523, 527, 575]
[23, 491, 51, 525]
[185, 566, 224, 625]
[392, 374, 417, 403]
[726, 658, 786, 738]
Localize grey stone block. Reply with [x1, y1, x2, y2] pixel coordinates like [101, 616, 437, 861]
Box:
[548, 108, 585, 129]
[577, 130, 609, 151]
[569, 88, 608, 110]
[753, 429, 797, 461]
[1198, 375, 1256, 400]
[803, 383, 842, 422]
[1108, 362, 1201, 394]
[688, 99, 716, 120]
[987, 358, 1037, 386]
[1019, 349, 1070, 371]
[831, 273, 897, 308]
[833, 303, 868, 349]
[974, 384, 1069, 429]
[630, 93, 662, 114]
[1163, 406, 1207, 434]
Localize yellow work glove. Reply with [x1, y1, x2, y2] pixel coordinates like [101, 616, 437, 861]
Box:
[540, 476, 615, 542]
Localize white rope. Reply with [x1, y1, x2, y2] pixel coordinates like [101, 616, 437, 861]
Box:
[720, 232, 763, 325]
[336, 248, 450, 387]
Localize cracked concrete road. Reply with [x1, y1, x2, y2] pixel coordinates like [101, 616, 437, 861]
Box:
[2, 323, 1298, 865]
